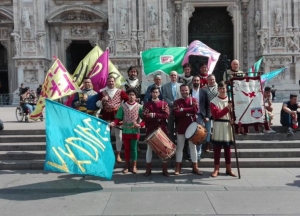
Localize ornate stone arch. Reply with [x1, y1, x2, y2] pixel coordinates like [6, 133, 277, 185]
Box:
[0, 8, 14, 24]
[46, 5, 107, 24]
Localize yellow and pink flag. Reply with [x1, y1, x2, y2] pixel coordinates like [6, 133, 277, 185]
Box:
[72, 46, 125, 88]
[30, 57, 80, 119]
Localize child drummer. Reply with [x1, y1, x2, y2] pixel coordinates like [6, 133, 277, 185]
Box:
[142, 86, 170, 177]
[173, 84, 202, 175]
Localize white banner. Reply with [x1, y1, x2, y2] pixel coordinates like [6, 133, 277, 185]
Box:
[232, 78, 265, 124]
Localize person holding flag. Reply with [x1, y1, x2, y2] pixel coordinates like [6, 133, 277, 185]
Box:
[72, 77, 99, 115]
[97, 76, 129, 163]
[210, 81, 236, 178]
[223, 59, 245, 81]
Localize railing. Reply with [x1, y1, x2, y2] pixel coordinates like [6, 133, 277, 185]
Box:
[0, 93, 15, 105]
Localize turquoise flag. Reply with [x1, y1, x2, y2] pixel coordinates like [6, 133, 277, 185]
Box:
[44, 99, 115, 179]
[141, 47, 187, 75]
[261, 67, 287, 84]
[248, 57, 263, 77]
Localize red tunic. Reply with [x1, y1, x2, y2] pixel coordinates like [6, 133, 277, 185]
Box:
[143, 100, 170, 137]
[173, 97, 199, 134]
[200, 74, 208, 89]
[210, 96, 230, 119]
[98, 89, 128, 121]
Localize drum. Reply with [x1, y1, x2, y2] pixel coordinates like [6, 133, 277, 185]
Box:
[144, 128, 176, 160]
[185, 122, 207, 145]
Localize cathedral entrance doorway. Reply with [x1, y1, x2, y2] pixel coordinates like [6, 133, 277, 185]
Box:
[66, 40, 93, 74]
[188, 7, 233, 82]
[0, 44, 8, 94]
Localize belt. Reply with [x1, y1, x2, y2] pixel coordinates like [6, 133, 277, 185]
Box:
[214, 119, 230, 122]
[103, 108, 118, 113]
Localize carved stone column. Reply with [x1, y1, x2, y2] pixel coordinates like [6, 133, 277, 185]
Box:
[174, 1, 182, 47]
[241, 0, 249, 72]
[181, 3, 195, 46]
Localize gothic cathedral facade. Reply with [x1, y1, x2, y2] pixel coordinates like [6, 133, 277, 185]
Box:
[0, 0, 299, 100]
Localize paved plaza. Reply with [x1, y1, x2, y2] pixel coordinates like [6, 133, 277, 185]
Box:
[0, 103, 300, 215]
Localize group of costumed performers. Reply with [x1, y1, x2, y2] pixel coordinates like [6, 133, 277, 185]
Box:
[70, 62, 241, 178]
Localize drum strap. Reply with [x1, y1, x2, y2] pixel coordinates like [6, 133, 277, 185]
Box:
[214, 119, 230, 122]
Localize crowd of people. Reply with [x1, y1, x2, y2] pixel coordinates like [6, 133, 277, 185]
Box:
[50, 59, 300, 177]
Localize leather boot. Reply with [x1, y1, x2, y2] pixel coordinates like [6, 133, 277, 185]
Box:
[132, 161, 138, 174]
[192, 163, 203, 175]
[211, 164, 220, 177]
[122, 161, 130, 174]
[174, 162, 181, 175]
[226, 164, 237, 177]
[116, 151, 122, 163]
[144, 163, 152, 177]
[162, 163, 169, 177]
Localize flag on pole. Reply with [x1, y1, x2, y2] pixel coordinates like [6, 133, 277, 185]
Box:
[44, 99, 115, 179]
[261, 67, 287, 84]
[141, 47, 187, 75]
[72, 46, 125, 88]
[30, 58, 80, 119]
[248, 57, 263, 77]
[86, 49, 109, 92]
[182, 40, 220, 74]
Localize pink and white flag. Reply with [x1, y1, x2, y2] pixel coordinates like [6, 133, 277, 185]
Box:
[182, 40, 220, 74]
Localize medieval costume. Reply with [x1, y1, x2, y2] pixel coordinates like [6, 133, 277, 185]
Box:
[178, 75, 193, 89]
[199, 74, 208, 89]
[97, 87, 128, 162]
[124, 78, 142, 102]
[173, 97, 202, 175]
[143, 99, 170, 176]
[72, 88, 98, 115]
[113, 101, 144, 173]
[210, 95, 236, 177]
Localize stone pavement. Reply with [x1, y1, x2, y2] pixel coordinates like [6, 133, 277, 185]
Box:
[1, 103, 300, 215]
[0, 168, 300, 215]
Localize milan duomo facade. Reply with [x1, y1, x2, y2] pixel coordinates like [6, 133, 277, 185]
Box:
[0, 0, 300, 100]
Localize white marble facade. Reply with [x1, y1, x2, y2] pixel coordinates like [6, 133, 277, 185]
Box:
[1, 0, 300, 95]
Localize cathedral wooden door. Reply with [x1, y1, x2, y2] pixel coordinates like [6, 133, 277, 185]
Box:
[188, 7, 234, 82]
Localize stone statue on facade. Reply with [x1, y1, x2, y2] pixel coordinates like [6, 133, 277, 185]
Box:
[163, 10, 170, 30]
[274, 7, 282, 34]
[11, 32, 21, 56]
[107, 31, 115, 55]
[254, 11, 261, 31]
[131, 32, 138, 54]
[36, 32, 46, 54]
[258, 30, 268, 53]
[286, 29, 299, 51]
[138, 31, 145, 52]
[162, 30, 169, 47]
[22, 7, 31, 37]
[120, 8, 128, 36]
[148, 5, 157, 38]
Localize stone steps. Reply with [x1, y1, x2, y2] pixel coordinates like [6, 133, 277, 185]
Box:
[0, 128, 300, 169]
[1, 148, 300, 160]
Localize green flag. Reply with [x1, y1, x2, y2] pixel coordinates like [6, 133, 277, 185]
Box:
[141, 47, 187, 75]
